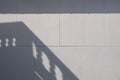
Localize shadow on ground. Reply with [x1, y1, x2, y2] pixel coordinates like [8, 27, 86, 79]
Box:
[0, 22, 79, 80]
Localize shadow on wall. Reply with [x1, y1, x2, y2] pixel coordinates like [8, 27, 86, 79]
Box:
[0, 22, 79, 80]
[0, 0, 120, 13]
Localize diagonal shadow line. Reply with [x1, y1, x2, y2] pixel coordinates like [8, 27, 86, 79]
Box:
[0, 22, 79, 80]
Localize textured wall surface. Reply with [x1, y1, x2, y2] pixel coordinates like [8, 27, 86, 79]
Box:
[0, 0, 120, 80]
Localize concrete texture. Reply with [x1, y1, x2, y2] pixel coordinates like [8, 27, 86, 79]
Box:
[60, 14, 105, 46]
[105, 14, 120, 46]
[0, 0, 120, 80]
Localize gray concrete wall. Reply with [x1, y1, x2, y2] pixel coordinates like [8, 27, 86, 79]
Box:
[0, 0, 120, 80]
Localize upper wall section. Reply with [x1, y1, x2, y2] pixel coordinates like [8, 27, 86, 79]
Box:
[0, 0, 120, 13]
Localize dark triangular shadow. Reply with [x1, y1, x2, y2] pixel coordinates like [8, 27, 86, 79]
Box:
[0, 22, 79, 80]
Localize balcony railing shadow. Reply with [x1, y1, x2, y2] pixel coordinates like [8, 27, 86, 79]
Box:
[0, 22, 79, 80]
